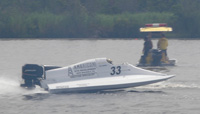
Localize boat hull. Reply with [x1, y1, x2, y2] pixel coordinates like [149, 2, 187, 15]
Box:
[47, 75, 174, 93]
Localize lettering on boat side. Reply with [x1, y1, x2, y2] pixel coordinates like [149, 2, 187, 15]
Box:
[56, 85, 69, 89]
[68, 62, 97, 78]
[73, 62, 96, 69]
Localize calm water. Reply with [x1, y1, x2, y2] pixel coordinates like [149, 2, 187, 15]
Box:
[0, 39, 200, 114]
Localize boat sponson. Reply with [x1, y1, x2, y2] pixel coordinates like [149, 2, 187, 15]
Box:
[48, 75, 174, 93]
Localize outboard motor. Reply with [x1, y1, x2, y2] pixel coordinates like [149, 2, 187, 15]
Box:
[151, 49, 162, 66]
[20, 64, 61, 89]
[20, 64, 44, 88]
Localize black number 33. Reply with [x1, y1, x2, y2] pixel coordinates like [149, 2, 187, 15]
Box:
[110, 66, 121, 75]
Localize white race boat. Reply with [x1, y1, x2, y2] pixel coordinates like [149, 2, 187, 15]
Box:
[20, 58, 174, 93]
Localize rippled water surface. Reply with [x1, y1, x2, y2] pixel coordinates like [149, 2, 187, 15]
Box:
[0, 39, 200, 114]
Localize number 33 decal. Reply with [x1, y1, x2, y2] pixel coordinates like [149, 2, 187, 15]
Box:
[110, 66, 121, 75]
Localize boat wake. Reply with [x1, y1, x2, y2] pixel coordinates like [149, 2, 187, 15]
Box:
[135, 82, 200, 89]
[1, 73, 198, 98]
[0, 75, 46, 96]
[0, 76, 21, 94]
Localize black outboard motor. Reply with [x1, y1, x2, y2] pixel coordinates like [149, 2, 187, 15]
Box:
[20, 64, 44, 88]
[20, 64, 61, 89]
[151, 49, 162, 66]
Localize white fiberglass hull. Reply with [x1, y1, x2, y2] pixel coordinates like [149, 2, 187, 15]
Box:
[21, 58, 175, 93]
[47, 75, 174, 93]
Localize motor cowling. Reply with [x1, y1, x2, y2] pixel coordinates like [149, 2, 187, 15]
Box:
[20, 64, 61, 89]
[20, 64, 44, 88]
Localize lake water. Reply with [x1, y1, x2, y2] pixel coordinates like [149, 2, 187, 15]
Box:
[0, 39, 200, 114]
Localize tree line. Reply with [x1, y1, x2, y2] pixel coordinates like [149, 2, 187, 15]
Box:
[0, 0, 200, 38]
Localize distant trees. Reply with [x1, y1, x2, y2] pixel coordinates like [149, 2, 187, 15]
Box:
[172, 0, 200, 38]
[0, 0, 200, 38]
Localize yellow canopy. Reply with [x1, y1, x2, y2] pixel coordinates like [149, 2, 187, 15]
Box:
[140, 27, 173, 32]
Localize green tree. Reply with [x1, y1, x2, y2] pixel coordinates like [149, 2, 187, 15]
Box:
[173, 0, 200, 38]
